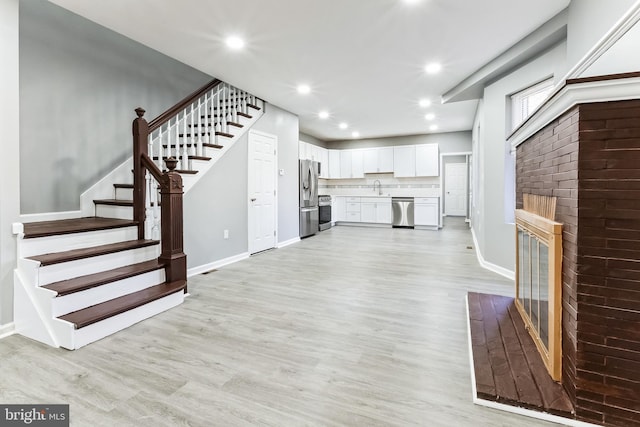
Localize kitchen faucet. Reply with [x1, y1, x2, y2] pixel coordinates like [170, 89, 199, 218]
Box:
[373, 179, 382, 195]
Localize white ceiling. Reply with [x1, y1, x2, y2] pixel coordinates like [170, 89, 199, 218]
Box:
[49, 0, 569, 141]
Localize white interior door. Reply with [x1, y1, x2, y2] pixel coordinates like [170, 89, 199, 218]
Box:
[444, 163, 467, 216]
[248, 131, 277, 254]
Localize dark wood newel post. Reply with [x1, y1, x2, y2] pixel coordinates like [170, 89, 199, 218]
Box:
[132, 107, 148, 240]
[158, 158, 187, 287]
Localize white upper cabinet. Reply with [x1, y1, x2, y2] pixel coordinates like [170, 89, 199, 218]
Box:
[319, 147, 329, 178]
[351, 150, 364, 178]
[415, 143, 439, 176]
[364, 147, 394, 173]
[393, 146, 416, 177]
[339, 150, 364, 179]
[328, 149, 341, 179]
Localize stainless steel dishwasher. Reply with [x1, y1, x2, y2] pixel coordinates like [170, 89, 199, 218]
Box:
[392, 197, 414, 228]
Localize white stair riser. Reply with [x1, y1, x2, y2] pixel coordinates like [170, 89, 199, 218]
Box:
[37, 245, 159, 286]
[95, 204, 132, 220]
[18, 226, 138, 258]
[115, 187, 133, 200]
[51, 269, 166, 317]
[65, 291, 184, 349]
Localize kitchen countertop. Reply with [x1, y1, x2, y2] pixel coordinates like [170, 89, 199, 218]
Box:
[325, 191, 440, 198]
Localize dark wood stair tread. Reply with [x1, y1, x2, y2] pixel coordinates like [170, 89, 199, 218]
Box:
[59, 280, 186, 329]
[179, 131, 234, 138]
[246, 103, 261, 110]
[175, 169, 198, 175]
[23, 217, 137, 239]
[93, 199, 133, 206]
[28, 239, 159, 266]
[113, 183, 134, 189]
[203, 143, 223, 149]
[152, 155, 211, 161]
[42, 259, 165, 296]
[237, 112, 252, 119]
[203, 113, 253, 120]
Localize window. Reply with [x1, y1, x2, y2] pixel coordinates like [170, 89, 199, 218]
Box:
[511, 78, 554, 130]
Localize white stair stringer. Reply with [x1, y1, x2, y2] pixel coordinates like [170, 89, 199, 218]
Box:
[13, 234, 180, 350]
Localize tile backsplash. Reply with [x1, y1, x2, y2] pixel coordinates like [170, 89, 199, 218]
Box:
[319, 173, 440, 197]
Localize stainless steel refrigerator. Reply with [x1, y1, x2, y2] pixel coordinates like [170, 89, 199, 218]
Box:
[299, 159, 319, 237]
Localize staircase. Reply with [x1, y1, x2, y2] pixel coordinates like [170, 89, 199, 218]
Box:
[13, 79, 264, 349]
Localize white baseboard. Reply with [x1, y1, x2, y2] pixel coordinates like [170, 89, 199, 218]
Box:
[465, 296, 595, 427]
[187, 252, 250, 277]
[19, 211, 82, 223]
[0, 322, 15, 339]
[470, 227, 515, 280]
[277, 237, 300, 248]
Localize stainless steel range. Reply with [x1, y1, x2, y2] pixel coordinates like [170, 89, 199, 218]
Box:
[318, 195, 332, 231]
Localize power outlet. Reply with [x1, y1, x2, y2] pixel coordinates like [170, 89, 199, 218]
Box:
[223, 229, 229, 239]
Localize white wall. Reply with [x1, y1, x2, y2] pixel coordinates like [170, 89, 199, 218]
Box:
[472, 42, 567, 274]
[566, 0, 637, 71]
[184, 104, 299, 271]
[0, 0, 20, 331]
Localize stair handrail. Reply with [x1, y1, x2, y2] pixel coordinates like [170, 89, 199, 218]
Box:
[133, 108, 186, 284]
[148, 79, 222, 132]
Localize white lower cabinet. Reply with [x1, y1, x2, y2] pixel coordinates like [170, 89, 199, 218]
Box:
[345, 197, 361, 222]
[333, 196, 345, 222]
[414, 197, 439, 227]
[360, 197, 391, 224]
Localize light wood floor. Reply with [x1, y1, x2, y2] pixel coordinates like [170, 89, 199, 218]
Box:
[0, 218, 561, 426]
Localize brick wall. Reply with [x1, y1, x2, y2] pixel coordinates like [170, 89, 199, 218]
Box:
[516, 99, 640, 426]
[516, 106, 580, 407]
[574, 100, 640, 426]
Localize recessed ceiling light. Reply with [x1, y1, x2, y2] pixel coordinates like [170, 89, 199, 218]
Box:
[339, 122, 348, 130]
[430, 125, 438, 131]
[352, 131, 360, 138]
[225, 36, 245, 50]
[403, 0, 421, 4]
[424, 113, 435, 121]
[318, 111, 329, 119]
[419, 99, 432, 108]
[297, 84, 311, 95]
[425, 62, 442, 74]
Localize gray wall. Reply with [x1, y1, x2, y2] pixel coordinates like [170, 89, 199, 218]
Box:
[20, 0, 212, 213]
[184, 104, 299, 270]
[0, 0, 20, 328]
[327, 131, 471, 152]
[472, 42, 566, 273]
[566, 0, 636, 71]
[299, 132, 328, 148]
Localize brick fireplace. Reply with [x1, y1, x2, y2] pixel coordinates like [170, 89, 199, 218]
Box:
[516, 99, 640, 426]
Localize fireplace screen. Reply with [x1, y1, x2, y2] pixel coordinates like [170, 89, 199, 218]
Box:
[515, 207, 563, 381]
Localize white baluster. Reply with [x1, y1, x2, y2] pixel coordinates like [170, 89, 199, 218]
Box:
[216, 85, 221, 139]
[152, 175, 160, 240]
[174, 117, 179, 167]
[144, 170, 153, 239]
[196, 98, 203, 157]
[183, 108, 189, 170]
[181, 110, 187, 170]
[242, 89, 247, 116]
[202, 93, 208, 153]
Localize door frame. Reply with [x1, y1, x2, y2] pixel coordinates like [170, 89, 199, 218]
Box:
[439, 151, 471, 226]
[247, 129, 279, 254]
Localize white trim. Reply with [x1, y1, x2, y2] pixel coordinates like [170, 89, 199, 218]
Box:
[0, 322, 15, 339]
[19, 210, 82, 223]
[564, 0, 640, 80]
[187, 252, 250, 277]
[247, 129, 279, 255]
[276, 237, 300, 248]
[466, 296, 598, 427]
[470, 227, 515, 280]
[440, 152, 472, 227]
[510, 77, 640, 148]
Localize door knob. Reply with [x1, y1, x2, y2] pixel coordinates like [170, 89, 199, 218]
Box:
[250, 198, 256, 202]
